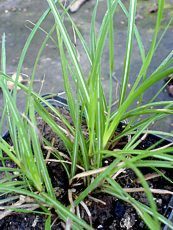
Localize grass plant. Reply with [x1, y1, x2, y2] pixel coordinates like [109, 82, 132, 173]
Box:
[0, 0, 173, 229]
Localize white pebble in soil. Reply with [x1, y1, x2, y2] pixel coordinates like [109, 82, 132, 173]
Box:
[120, 213, 136, 230]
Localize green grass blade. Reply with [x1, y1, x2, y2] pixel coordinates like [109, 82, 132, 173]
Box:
[13, 7, 52, 101]
[89, 0, 98, 61]
[104, 67, 173, 147]
[28, 98, 55, 197]
[118, 1, 145, 62]
[34, 99, 73, 152]
[71, 100, 80, 178]
[132, 0, 165, 90]
[47, 0, 89, 104]
[119, 0, 137, 105]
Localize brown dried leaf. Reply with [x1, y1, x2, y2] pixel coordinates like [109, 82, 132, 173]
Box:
[7, 73, 23, 90]
[69, 0, 88, 13]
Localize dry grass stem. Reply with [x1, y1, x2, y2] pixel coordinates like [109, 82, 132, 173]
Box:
[66, 189, 75, 230]
[80, 201, 92, 226]
[151, 142, 173, 151]
[124, 187, 173, 195]
[45, 159, 84, 171]
[46, 138, 55, 160]
[88, 195, 106, 205]
[112, 168, 126, 180]
[0, 195, 39, 220]
[38, 74, 46, 95]
[43, 146, 70, 160]
[136, 172, 163, 183]
[71, 166, 108, 181]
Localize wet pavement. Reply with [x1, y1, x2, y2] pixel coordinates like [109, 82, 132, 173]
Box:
[0, 0, 173, 133]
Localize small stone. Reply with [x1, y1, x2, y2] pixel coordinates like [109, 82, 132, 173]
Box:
[11, 7, 17, 12]
[97, 224, 103, 229]
[156, 199, 162, 205]
[120, 216, 132, 229]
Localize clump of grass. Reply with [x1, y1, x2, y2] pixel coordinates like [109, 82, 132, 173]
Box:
[0, 0, 173, 229]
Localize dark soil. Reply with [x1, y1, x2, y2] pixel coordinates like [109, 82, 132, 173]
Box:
[0, 213, 45, 230]
[80, 167, 173, 229]
[0, 104, 173, 229]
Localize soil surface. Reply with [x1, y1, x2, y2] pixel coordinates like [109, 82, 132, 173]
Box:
[0, 104, 173, 229]
[0, 0, 173, 135]
[0, 214, 45, 230]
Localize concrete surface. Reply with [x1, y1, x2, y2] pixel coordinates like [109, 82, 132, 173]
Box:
[0, 0, 173, 134]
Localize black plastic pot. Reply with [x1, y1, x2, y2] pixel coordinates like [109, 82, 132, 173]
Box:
[2, 94, 173, 229]
[42, 94, 173, 229]
[164, 196, 173, 230]
[44, 94, 173, 229]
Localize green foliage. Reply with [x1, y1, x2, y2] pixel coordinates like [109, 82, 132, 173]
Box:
[0, 0, 173, 229]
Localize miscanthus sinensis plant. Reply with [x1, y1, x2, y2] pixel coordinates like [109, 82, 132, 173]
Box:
[0, 0, 173, 229]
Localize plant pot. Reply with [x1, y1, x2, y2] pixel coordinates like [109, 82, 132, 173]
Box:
[44, 94, 173, 229]
[1, 94, 173, 229]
